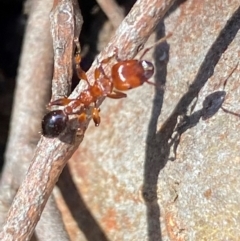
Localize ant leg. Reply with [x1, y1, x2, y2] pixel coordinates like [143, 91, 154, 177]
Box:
[112, 47, 122, 62]
[107, 90, 127, 99]
[92, 105, 101, 126]
[99, 56, 114, 65]
[74, 103, 101, 126]
[97, 47, 122, 69]
[49, 98, 78, 107]
[74, 37, 81, 53]
[74, 38, 91, 86]
[77, 112, 87, 122]
[75, 53, 90, 84]
[96, 58, 111, 80]
[94, 66, 104, 80]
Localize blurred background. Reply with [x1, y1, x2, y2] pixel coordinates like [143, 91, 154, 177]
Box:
[0, 0, 135, 170]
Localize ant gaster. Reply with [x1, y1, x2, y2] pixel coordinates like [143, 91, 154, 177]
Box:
[42, 34, 171, 138]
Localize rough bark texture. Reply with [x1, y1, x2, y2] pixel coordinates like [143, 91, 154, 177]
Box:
[0, 2, 58, 239]
[1, 0, 240, 240]
[57, 1, 240, 241]
[2, 0, 53, 194]
[0, 0, 175, 240]
[0, 0, 82, 240]
[50, 0, 83, 100]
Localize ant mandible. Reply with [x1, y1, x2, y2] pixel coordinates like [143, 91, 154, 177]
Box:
[42, 33, 171, 138]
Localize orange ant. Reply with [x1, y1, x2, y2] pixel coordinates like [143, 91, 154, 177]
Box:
[42, 34, 171, 137]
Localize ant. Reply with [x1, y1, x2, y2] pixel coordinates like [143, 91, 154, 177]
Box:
[42, 34, 171, 138]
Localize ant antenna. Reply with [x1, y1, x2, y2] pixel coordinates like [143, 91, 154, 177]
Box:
[139, 32, 173, 60]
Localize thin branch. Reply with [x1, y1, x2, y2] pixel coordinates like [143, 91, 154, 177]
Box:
[35, 195, 70, 241]
[50, 0, 83, 100]
[96, 0, 124, 28]
[0, 0, 175, 240]
[0, 0, 82, 240]
[0, 0, 53, 225]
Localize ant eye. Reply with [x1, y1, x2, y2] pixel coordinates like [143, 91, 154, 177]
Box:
[42, 110, 68, 138]
[141, 60, 154, 79]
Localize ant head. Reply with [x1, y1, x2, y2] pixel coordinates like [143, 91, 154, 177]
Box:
[42, 110, 69, 138]
[140, 60, 154, 79]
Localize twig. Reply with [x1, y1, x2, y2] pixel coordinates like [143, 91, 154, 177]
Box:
[96, 0, 124, 28]
[35, 195, 70, 241]
[50, 0, 83, 100]
[0, 0, 82, 240]
[0, 0, 53, 226]
[0, 0, 175, 240]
